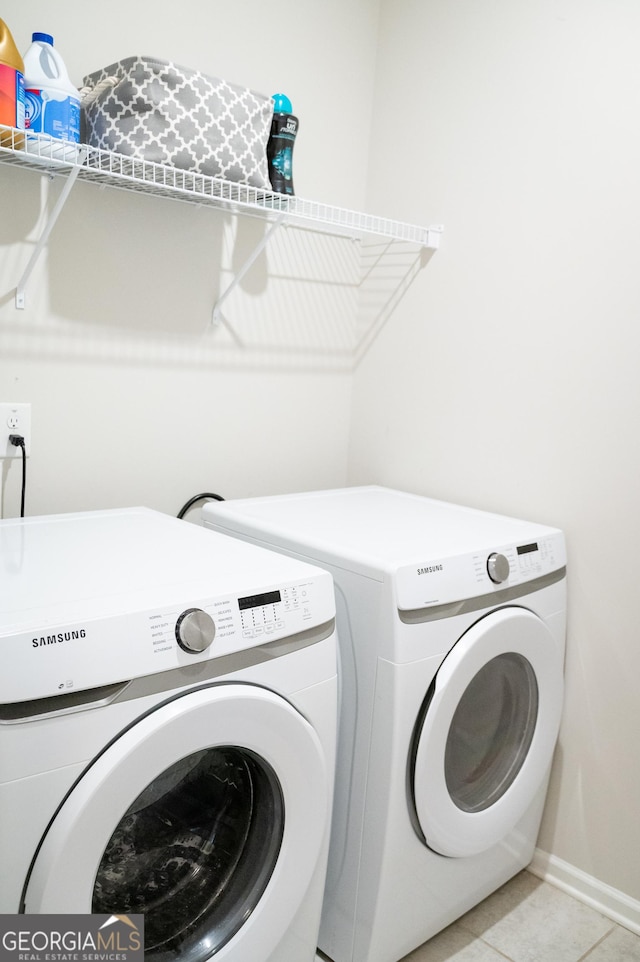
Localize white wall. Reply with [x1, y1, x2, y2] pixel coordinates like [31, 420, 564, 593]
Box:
[0, 0, 381, 518]
[351, 0, 640, 905]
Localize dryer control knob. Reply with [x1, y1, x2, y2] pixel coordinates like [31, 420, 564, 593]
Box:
[176, 608, 216, 653]
[487, 552, 510, 584]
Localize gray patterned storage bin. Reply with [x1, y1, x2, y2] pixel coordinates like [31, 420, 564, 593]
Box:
[80, 56, 274, 187]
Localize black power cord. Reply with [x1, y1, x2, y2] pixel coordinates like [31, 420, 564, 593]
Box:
[9, 434, 26, 518]
[177, 492, 225, 519]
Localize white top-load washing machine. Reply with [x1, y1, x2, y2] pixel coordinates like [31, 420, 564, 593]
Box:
[0, 507, 338, 962]
[202, 486, 567, 962]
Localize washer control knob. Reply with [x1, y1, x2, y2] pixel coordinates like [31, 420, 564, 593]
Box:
[487, 552, 510, 584]
[176, 608, 216, 653]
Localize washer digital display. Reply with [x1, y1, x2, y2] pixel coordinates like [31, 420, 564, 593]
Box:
[516, 543, 539, 556]
[238, 590, 282, 611]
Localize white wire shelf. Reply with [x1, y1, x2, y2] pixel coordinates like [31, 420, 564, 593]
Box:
[0, 126, 443, 247]
[0, 126, 443, 316]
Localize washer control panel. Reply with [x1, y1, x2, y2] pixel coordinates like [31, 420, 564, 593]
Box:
[150, 579, 322, 656]
[395, 531, 566, 610]
[172, 587, 312, 654]
[2, 573, 334, 704]
[237, 584, 312, 639]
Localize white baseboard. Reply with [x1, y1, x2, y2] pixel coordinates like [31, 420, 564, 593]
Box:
[529, 848, 640, 936]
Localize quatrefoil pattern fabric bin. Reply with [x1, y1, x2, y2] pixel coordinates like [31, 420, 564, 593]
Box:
[80, 56, 274, 187]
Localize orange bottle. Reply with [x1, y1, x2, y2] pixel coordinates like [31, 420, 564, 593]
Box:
[0, 18, 25, 146]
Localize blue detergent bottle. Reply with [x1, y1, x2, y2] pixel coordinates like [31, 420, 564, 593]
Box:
[267, 93, 298, 195]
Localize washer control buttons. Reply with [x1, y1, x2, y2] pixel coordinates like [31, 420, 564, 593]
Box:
[487, 552, 510, 584]
[176, 608, 216, 653]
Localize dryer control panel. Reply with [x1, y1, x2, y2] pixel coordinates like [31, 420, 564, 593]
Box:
[395, 531, 566, 610]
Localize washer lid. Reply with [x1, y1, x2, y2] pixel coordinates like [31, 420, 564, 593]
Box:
[411, 606, 564, 858]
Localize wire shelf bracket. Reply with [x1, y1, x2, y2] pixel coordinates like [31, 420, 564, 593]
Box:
[15, 156, 85, 310]
[212, 214, 286, 327]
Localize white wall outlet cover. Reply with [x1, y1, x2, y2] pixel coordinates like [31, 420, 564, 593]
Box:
[0, 403, 31, 459]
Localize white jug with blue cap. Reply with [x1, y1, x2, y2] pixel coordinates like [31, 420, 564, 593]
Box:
[23, 32, 80, 144]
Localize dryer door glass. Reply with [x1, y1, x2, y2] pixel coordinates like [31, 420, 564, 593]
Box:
[444, 652, 538, 812]
[92, 746, 283, 961]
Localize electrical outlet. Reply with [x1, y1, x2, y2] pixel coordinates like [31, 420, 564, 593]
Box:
[0, 403, 31, 459]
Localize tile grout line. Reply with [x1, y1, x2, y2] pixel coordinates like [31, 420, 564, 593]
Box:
[575, 924, 617, 961]
[478, 937, 517, 961]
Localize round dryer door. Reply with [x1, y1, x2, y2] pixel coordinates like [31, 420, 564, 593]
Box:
[411, 606, 563, 858]
[22, 684, 329, 961]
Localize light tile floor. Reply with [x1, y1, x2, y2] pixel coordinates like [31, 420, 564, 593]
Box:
[399, 870, 640, 962]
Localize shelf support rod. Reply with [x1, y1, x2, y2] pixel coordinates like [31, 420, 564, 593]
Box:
[212, 214, 286, 327]
[15, 163, 83, 310]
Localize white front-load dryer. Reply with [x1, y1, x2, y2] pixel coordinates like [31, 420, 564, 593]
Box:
[0, 507, 338, 962]
[202, 486, 567, 962]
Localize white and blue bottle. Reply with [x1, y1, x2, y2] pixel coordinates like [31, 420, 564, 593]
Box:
[23, 33, 80, 144]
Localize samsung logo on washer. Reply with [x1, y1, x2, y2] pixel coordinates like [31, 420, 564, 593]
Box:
[417, 564, 444, 575]
[32, 629, 86, 648]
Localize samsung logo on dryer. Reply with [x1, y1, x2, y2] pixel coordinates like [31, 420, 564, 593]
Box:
[32, 628, 86, 648]
[416, 564, 444, 575]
